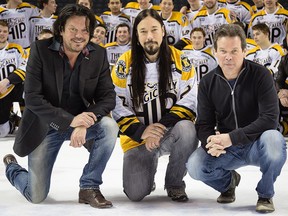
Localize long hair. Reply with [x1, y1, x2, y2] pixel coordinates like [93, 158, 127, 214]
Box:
[131, 9, 172, 109]
[53, 4, 96, 42]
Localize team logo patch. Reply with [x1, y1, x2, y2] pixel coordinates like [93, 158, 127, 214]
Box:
[115, 60, 126, 79]
[181, 15, 187, 24]
[181, 55, 192, 72]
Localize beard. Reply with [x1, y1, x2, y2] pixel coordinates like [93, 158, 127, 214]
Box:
[143, 41, 160, 56]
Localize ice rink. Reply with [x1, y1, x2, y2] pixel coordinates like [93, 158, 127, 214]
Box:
[1, 136, 287, 216]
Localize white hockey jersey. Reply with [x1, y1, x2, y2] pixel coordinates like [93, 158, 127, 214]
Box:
[122, 2, 160, 24]
[224, 0, 253, 25]
[247, 7, 288, 45]
[245, 43, 285, 75]
[29, 14, 57, 42]
[182, 45, 217, 84]
[0, 3, 39, 48]
[161, 11, 190, 45]
[105, 41, 131, 65]
[0, 42, 27, 98]
[111, 46, 197, 152]
[191, 7, 232, 46]
[100, 11, 131, 44]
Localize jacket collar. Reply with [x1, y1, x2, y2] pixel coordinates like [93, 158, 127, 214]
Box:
[215, 59, 247, 79]
[48, 39, 96, 58]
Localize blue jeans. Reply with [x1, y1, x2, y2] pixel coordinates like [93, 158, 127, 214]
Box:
[5, 116, 118, 203]
[186, 130, 287, 199]
[123, 120, 199, 201]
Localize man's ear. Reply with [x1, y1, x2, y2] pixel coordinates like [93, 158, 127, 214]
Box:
[162, 25, 165, 37]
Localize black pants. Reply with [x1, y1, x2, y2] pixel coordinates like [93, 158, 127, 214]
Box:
[0, 84, 24, 124]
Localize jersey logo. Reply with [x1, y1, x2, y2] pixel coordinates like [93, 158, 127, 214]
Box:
[181, 15, 187, 24]
[115, 60, 126, 79]
[181, 55, 192, 72]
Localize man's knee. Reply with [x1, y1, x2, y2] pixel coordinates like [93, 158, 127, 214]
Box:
[186, 147, 207, 180]
[27, 190, 48, 204]
[124, 186, 150, 202]
[101, 116, 118, 130]
[173, 120, 198, 149]
[260, 130, 286, 161]
[174, 120, 196, 138]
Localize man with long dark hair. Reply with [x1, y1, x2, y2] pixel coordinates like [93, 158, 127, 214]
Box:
[3, 4, 118, 208]
[112, 9, 198, 202]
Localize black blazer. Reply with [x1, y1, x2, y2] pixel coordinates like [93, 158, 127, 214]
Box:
[14, 38, 116, 156]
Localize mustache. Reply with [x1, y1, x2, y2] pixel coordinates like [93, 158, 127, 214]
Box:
[72, 38, 86, 42]
[144, 41, 158, 46]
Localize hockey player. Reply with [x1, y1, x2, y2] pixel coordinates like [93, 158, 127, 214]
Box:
[182, 27, 217, 83]
[112, 9, 198, 202]
[159, 0, 190, 46]
[0, 0, 39, 48]
[122, 0, 160, 24]
[29, 0, 57, 43]
[101, 0, 131, 44]
[0, 20, 27, 137]
[105, 23, 131, 66]
[191, 0, 234, 46]
[246, 23, 285, 76]
[247, 0, 288, 46]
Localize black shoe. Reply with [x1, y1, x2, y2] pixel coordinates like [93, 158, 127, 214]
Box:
[217, 170, 241, 203]
[256, 197, 275, 213]
[3, 154, 18, 167]
[9, 111, 21, 127]
[167, 187, 188, 202]
[79, 189, 112, 208]
[8, 112, 21, 134]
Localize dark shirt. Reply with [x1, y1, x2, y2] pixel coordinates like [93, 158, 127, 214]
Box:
[49, 40, 91, 115]
[61, 52, 86, 115]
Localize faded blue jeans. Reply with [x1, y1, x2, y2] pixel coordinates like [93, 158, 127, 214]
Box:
[186, 130, 287, 199]
[5, 116, 118, 203]
[123, 120, 199, 201]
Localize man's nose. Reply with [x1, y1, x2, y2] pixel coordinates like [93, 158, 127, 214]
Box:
[147, 31, 153, 40]
[225, 53, 232, 60]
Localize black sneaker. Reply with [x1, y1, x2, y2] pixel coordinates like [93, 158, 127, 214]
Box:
[217, 170, 241, 203]
[256, 197, 275, 213]
[167, 187, 188, 202]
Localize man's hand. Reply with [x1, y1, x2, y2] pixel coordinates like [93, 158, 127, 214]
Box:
[206, 132, 232, 157]
[229, 11, 238, 22]
[141, 123, 167, 140]
[0, 78, 10, 94]
[70, 112, 97, 128]
[145, 136, 161, 152]
[141, 123, 167, 152]
[278, 89, 288, 107]
[70, 126, 87, 148]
